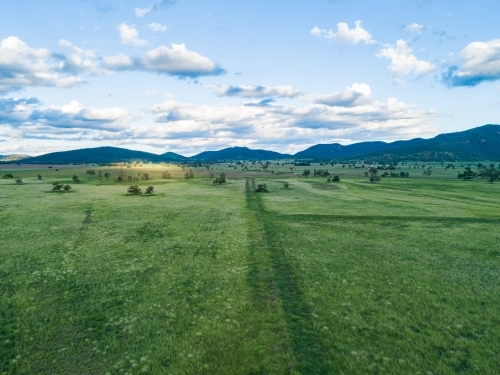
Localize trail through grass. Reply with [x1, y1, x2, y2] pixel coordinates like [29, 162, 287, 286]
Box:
[0, 170, 499, 374]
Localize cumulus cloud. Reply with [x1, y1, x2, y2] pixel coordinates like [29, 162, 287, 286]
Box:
[148, 23, 168, 32]
[104, 43, 224, 78]
[0, 36, 98, 93]
[310, 83, 372, 107]
[311, 21, 376, 45]
[117, 23, 148, 46]
[442, 39, 500, 87]
[0, 97, 131, 138]
[135, 0, 176, 17]
[28, 100, 131, 131]
[214, 85, 301, 98]
[0, 97, 40, 125]
[405, 23, 425, 33]
[377, 40, 436, 78]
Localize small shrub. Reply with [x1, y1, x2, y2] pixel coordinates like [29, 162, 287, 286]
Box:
[37, 174, 43, 180]
[145, 186, 154, 195]
[72, 174, 80, 183]
[332, 175, 340, 182]
[15, 178, 23, 184]
[127, 185, 142, 195]
[63, 185, 72, 192]
[3, 173, 14, 179]
[255, 184, 268, 192]
[283, 182, 289, 188]
[162, 171, 171, 179]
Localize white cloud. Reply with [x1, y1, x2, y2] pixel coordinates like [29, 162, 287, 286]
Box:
[135, 5, 153, 17]
[214, 85, 301, 98]
[377, 40, 436, 77]
[310, 83, 372, 107]
[56, 76, 84, 88]
[405, 23, 424, 33]
[443, 39, 500, 87]
[117, 23, 148, 46]
[148, 22, 168, 32]
[104, 43, 224, 77]
[144, 87, 436, 149]
[103, 53, 134, 69]
[311, 20, 376, 45]
[0, 36, 93, 93]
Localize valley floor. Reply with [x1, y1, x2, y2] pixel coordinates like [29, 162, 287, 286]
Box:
[1, 170, 499, 374]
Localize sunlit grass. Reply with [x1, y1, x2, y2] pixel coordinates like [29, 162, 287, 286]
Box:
[0, 165, 499, 374]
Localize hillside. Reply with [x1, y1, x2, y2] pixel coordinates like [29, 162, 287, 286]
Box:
[19, 147, 175, 164]
[362, 124, 500, 162]
[8, 124, 500, 164]
[190, 146, 291, 160]
[161, 151, 188, 161]
[295, 124, 500, 161]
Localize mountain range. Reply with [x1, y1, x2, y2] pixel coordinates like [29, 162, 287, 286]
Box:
[4, 124, 500, 164]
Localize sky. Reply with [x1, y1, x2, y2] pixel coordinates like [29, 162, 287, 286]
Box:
[0, 0, 499, 156]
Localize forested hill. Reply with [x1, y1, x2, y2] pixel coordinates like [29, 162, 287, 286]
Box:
[19, 147, 183, 164]
[190, 146, 291, 160]
[9, 124, 500, 164]
[296, 124, 500, 161]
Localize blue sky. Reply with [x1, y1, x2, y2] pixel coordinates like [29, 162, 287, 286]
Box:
[0, 0, 499, 156]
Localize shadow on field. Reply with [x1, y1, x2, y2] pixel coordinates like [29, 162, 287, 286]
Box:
[245, 178, 333, 374]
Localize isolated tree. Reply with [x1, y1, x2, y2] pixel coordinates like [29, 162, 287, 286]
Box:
[487, 169, 500, 183]
[255, 184, 268, 192]
[104, 172, 111, 180]
[97, 171, 103, 181]
[72, 174, 80, 183]
[368, 167, 380, 183]
[289, 166, 294, 174]
[302, 169, 311, 178]
[283, 182, 289, 189]
[145, 186, 154, 194]
[15, 178, 23, 184]
[423, 168, 433, 177]
[205, 164, 211, 170]
[162, 171, 171, 179]
[36, 174, 42, 180]
[127, 185, 142, 195]
[52, 182, 64, 191]
[63, 185, 72, 192]
[86, 169, 96, 178]
[262, 163, 269, 171]
[141, 173, 151, 180]
[332, 175, 340, 182]
[3, 173, 14, 179]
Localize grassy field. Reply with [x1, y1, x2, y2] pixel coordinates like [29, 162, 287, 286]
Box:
[1, 164, 499, 374]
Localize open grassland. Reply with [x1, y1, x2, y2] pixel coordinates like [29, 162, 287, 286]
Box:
[1, 166, 499, 375]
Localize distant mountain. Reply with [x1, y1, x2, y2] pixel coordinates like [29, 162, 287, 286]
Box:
[294, 139, 427, 159]
[190, 146, 291, 160]
[8, 124, 500, 164]
[295, 125, 500, 161]
[361, 125, 500, 162]
[161, 151, 188, 161]
[0, 154, 31, 162]
[20, 147, 179, 164]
